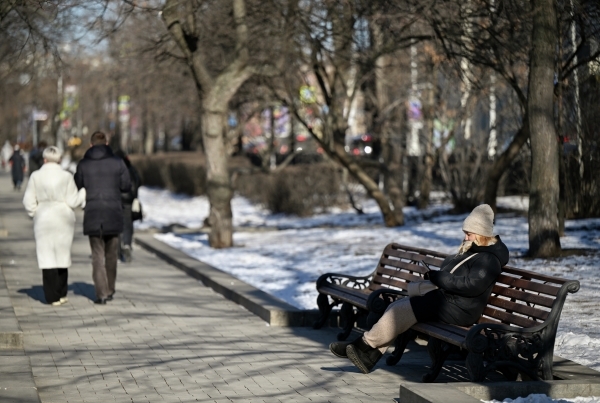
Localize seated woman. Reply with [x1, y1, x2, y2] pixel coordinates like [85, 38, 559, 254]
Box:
[329, 204, 509, 374]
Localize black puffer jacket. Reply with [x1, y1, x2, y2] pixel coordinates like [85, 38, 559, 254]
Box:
[410, 237, 509, 326]
[74, 145, 131, 236]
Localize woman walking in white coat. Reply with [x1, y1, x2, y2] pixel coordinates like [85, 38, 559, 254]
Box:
[23, 146, 86, 305]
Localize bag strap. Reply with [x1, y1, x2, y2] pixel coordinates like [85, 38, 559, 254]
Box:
[449, 253, 479, 274]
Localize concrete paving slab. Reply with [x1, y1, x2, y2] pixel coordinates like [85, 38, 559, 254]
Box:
[0, 353, 40, 402]
[0, 260, 23, 349]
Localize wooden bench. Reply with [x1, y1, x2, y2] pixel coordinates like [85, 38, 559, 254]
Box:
[313, 243, 447, 340]
[315, 243, 580, 382]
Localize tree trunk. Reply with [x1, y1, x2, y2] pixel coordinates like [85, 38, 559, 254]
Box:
[202, 106, 233, 248]
[418, 59, 437, 210]
[381, 140, 405, 225]
[372, 24, 404, 225]
[162, 0, 253, 248]
[483, 113, 530, 212]
[527, 0, 561, 257]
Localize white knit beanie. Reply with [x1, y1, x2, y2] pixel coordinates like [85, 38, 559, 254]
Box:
[462, 204, 494, 237]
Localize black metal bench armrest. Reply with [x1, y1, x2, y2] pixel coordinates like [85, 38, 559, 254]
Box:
[316, 272, 372, 290]
[366, 288, 408, 314]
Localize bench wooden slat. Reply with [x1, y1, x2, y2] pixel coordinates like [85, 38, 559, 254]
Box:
[497, 274, 561, 296]
[502, 266, 569, 286]
[374, 266, 422, 282]
[370, 280, 408, 291]
[318, 284, 369, 308]
[370, 277, 409, 291]
[482, 306, 540, 328]
[491, 285, 555, 308]
[378, 257, 430, 274]
[384, 248, 431, 264]
[477, 316, 502, 325]
[388, 244, 448, 259]
[412, 323, 467, 346]
[382, 249, 444, 267]
[487, 296, 550, 321]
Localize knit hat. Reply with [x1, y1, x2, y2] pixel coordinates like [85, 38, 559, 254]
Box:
[462, 204, 494, 237]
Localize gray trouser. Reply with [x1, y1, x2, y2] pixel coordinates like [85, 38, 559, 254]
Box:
[121, 204, 133, 246]
[89, 235, 119, 299]
[363, 297, 418, 353]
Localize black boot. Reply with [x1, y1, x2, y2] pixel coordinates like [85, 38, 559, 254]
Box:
[346, 337, 382, 374]
[329, 340, 353, 358]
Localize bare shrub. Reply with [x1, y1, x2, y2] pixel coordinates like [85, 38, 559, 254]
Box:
[438, 145, 492, 213]
[130, 152, 212, 196]
[235, 164, 346, 216]
[129, 154, 346, 216]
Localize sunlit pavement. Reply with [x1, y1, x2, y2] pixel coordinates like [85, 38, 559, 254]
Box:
[0, 171, 496, 403]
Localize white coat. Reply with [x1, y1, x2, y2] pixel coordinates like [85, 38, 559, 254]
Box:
[23, 162, 86, 269]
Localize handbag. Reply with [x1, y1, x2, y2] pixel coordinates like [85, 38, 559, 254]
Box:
[407, 253, 479, 297]
[131, 198, 143, 221]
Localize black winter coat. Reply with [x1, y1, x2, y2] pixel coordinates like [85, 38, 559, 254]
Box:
[120, 162, 141, 205]
[410, 237, 509, 326]
[9, 152, 25, 182]
[74, 145, 131, 236]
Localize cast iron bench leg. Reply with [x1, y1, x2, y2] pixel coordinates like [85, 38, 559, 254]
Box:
[422, 338, 454, 383]
[540, 348, 554, 380]
[337, 302, 356, 341]
[466, 351, 486, 382]
[386, 329, 417, 366]
[313, 293, 334, 329]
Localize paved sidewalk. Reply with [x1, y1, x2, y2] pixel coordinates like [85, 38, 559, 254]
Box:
[0, 171, 449, 403]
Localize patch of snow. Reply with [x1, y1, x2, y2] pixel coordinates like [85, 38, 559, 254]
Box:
[483, 394, 600, 403]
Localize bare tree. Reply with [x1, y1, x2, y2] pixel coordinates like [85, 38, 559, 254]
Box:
[273, 0, 432, 226]
[527, 0, 562, 257]
[158, 0, 285, 247]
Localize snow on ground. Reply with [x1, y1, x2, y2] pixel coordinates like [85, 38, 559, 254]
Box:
[483, 394, 600, 403]
[137, 186, 600, 375]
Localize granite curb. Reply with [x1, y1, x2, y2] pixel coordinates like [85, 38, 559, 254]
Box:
[135, 233, 336, 327]
[400, 379, 600, 403]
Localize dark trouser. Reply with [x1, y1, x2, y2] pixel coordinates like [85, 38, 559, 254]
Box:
[42, 268, 68, 304]
[89, 235, 119, 299]
[121, 204, 133, 246]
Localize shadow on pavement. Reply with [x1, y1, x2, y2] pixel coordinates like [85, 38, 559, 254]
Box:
[17, 285, 46, 304]
[17, 281, 96, 304]
[70, 281, 96, 301]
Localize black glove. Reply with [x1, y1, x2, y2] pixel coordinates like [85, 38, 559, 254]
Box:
[423, 270, 430, 280]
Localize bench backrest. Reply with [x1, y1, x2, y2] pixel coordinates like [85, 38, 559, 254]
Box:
[480, 265, 579, 329]
[368, 243, 446, 292]
[371, 243, 579, 329]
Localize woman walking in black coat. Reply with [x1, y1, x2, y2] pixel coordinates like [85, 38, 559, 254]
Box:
[114, 150, 141, 263]
[9, 145, 25, 190]
[329, 204, 510, 374]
